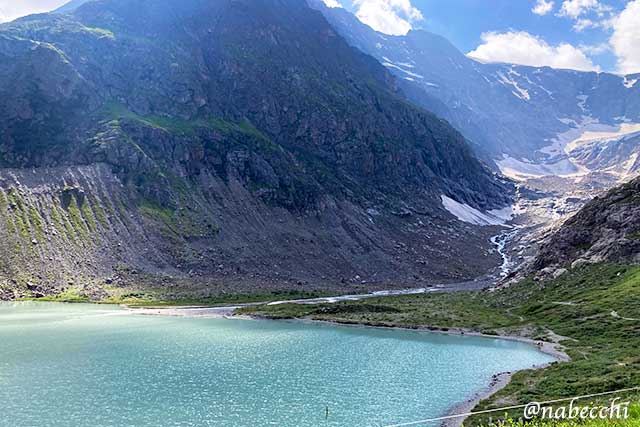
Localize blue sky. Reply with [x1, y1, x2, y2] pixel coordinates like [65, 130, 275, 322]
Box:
[414, 0, 627, 71]
[2, 0, 639, 74]
[329, 0, 640, 74]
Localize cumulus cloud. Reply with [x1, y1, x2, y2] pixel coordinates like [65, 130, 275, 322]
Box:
[532, 0, 554, 16]
[0, 0, 68, 23]
[610, 0, 640, 74]
[558, 0, 611, 18]
[467, 31, 599, 72]
[322, 0, 343, 8]
[353, 0, 424, 36]
[556, 0, 614, 32]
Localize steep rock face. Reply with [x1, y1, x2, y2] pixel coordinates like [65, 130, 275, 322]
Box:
[313, 1, 640, 177]
[534, 177, 640, 270]
[0, 0, 511, 299]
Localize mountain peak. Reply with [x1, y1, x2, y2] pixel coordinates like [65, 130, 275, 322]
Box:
[0, 0, 511, 296]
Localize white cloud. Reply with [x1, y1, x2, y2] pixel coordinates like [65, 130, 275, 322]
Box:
[557, 0, 614, 32]
[579, 42, 610, 55]
[610, 0, 640, 74]
[572, 17, 613, 31]
[558, 0, 611, 18]
[322, 0, 343, 8]
[573, 18, 597, 31]
[0, 0, 69, 23]
[467, 31, 599, 72]
[353, 0, 424, 36]
[532, 0, 554, 16]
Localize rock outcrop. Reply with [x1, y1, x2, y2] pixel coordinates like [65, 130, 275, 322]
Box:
[534, 177, 640, 271]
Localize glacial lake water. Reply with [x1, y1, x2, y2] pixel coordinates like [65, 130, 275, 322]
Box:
[0, 302, 554, 427]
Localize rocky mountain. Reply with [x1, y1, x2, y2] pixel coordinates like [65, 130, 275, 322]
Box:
[534, 176, 640, 271]
[313, 1, 640, 180]
[0, 0, 511, 300]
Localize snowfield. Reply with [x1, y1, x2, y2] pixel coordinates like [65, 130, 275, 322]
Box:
[441, 195, 513, 226]
[497, 121, 640, 181]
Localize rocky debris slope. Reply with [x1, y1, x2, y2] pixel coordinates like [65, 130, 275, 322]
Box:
[534, 176, 640, 273]
[0, 0, 511, 300]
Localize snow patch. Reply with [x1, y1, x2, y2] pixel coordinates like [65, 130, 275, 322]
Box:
[322, 0, 343, 8]
[487, 205, 515, 222]
[558, 117, 577, 125]
[576, 94, 589, 113]
[441, 195, 510, 226]
[497, 155, 583, 180]
[621, 153, 639, 178]
[382, 61, 424, 79]
[498, 120, 640, 180]
[623, 76, 638, 89]
[565, 122, 640, 152]
[496, 71, 530, 101]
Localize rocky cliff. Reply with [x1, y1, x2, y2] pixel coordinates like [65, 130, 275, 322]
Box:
[534, 176, 640, 271]
[0, 0, 511, 300]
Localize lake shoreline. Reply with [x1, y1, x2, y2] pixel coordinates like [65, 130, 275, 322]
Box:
[127, 305, 568, 359]
[255, 316, 570, 427]
[130, 305, 569, 427]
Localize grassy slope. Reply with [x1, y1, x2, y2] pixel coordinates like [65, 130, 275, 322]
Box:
[473, 402, 639, 426]
[24, 288, 335, 307]
[239, 264, 640, 425]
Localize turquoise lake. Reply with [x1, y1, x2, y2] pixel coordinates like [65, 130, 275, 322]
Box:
[0, 302, 555, 427]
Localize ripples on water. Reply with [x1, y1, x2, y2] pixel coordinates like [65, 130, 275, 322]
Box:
[0, 302, 554, 427]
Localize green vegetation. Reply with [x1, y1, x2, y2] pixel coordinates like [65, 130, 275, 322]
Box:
[115, 199, 133, 230]
[238, 290, 519, 333]
[470, 400, 639, 426]
[100, 288, 334, 307]
[82, 26, 115, 39]
[28, 205, 45, 241]
[51, 201, 77, 242]
[66, 196, 89, 239]
[32, 287, 89, 303]
[0, 190, 17, 235]
[90, 196, 110, 228]
[627, 231, 640, 240]
[240, 264, 640, 425]
[138, 201, 179, 237]
[138, 197, 219, 240]
[7, 189, 31, 239]
[101, 102, 270, 141]
[80, 198, 97, 232]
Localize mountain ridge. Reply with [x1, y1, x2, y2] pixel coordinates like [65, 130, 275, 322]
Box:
[0, 0, 511, 300]
[313, 0, 640, 180]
